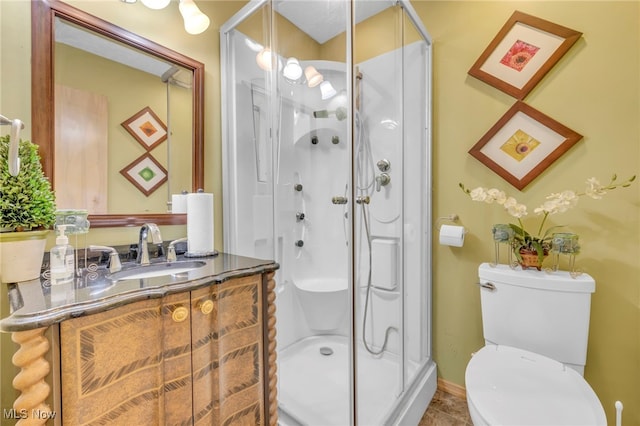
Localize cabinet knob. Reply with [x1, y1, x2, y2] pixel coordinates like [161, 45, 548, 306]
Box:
[198, 299, 214, 315]
[171, 306, 189, 323]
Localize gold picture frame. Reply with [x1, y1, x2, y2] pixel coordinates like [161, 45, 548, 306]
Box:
[468, 101, 583, 190]
[468, 11, 582, 100]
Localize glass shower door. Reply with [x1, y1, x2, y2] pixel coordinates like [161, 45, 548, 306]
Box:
[352, 3, 404, 424]
[353, 1, 432, 424]
[222, 1, 434, 424]
[272, 1, 354, 424]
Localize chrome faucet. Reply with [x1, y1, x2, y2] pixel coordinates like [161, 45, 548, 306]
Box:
[137, 223, 163, 265]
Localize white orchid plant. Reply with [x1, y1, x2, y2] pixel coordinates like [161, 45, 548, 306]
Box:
[460, 174, 636, 263]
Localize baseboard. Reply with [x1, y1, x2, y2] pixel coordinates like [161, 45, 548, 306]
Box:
[437, 378, 466, 400]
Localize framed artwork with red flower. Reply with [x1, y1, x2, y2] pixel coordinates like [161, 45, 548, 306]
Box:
[468, 101, 583, 190]
[468, 11, 582, 100]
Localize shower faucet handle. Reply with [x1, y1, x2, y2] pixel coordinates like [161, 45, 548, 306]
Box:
[375, 173, 391, 192]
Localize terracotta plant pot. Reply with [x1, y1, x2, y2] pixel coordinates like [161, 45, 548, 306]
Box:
[517, 248, 548, 271]
[0, 230, 49, 283]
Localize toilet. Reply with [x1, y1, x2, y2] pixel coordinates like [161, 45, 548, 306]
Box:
[465, 263, 606, 425]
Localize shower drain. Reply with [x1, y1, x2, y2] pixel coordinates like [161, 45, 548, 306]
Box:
[319, 346, 334, 356]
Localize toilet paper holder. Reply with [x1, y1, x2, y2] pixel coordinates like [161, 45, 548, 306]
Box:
[435, 214, 460, 230]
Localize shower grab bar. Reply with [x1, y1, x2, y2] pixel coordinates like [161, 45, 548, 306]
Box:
[331, 196, 348, 205]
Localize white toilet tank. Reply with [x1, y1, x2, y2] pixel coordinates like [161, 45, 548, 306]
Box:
[478, 263, 596, 374]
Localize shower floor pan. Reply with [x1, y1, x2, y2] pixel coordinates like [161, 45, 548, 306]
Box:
[278, 335, 419, 426]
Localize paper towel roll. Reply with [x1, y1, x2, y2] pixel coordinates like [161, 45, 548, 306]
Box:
[439, 224, 465, 247]
[187, 193, 214, 255]
[172, 193, 187, 213]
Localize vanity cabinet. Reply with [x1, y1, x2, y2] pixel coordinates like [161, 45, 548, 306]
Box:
[58, 273, 276, 425]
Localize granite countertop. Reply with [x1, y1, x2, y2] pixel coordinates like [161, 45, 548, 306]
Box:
[1, 252, 278, 332]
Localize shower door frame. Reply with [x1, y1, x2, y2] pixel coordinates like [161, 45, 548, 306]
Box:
[220, 1, 435, 424]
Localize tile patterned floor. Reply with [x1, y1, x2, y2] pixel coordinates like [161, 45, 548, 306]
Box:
[419, 389, 473, 426]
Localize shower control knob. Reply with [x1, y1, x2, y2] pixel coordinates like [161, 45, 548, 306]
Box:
[377, 159, 391, 172]
[296, 212, 305, 221]
[295, 240, 304, 247]
[294, 183, 303, 192]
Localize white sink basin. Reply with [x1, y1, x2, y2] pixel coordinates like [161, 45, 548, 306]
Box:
[109, 261, 206, 281]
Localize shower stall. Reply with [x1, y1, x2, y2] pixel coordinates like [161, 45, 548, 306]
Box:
[221, 1, 435, 424]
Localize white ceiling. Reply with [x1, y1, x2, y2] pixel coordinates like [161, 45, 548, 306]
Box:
[274, 0, 394, 44]
[55, 0, 395, 78]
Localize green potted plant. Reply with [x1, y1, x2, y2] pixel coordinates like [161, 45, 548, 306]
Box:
[0, 134, 56, 283]
[460, 174, 636, 270]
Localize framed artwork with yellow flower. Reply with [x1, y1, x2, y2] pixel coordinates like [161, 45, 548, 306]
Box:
[468, 11, 582, 100]
[468, 101, 583, 190]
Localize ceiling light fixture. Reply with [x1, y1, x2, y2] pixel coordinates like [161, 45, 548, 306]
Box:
[304, 66, 323, 88]
[179, 0, 210, 35]
[140, 0, 170, 10]
[283, 58, 303, 81]
[256, 48, 275, 71]
[320, 81, 337, 99]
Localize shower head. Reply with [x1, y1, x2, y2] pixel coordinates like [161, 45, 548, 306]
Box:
[161, 66, 180, 83]
[313, 107, 347, 121]
[160, 66, 192, 89]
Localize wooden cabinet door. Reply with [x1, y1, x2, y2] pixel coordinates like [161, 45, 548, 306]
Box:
[161, 292, 194, 425]
[190, 275, 265, 425]
[60, 293, 192, 425]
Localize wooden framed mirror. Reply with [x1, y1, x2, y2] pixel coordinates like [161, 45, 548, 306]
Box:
[32, 0, 204, 228]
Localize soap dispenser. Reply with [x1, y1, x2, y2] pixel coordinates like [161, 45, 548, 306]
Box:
[50, 224, 75, 284]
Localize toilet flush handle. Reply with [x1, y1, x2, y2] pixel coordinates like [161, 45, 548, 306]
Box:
[476, 281, 496, 291]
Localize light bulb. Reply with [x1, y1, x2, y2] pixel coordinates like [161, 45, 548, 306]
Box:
[141, 0, 170, 9]
[304, 66, 323, 88]
[256, 48, 274, 71]
[179, 0, 211, 35]
[320, 81, 337, 99]
[283, 58, 303, 81]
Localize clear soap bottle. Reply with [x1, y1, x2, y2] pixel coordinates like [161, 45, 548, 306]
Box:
[50, 224, 75, 285]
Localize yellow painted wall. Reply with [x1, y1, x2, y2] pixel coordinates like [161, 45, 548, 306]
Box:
[414, 2, 639, 424]
[1, 1, 638, 425]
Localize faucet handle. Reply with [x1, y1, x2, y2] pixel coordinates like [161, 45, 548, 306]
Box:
[167, 246, 177, 262]
[375, 173, 391, 192]
[167, 238, 188, 262]
[88, 245, 122, 273]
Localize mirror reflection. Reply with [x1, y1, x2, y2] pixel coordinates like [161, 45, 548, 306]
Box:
[32, 0, 204, 227]
[54, 17, 193, 215]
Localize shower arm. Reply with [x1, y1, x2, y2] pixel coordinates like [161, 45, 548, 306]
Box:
[0, 114, 24, 128]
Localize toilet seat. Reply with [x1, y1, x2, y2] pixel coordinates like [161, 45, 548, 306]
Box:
[465, 345, 606, 426]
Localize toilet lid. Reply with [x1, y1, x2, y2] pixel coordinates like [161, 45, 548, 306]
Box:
[465, 345, 606, 426]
